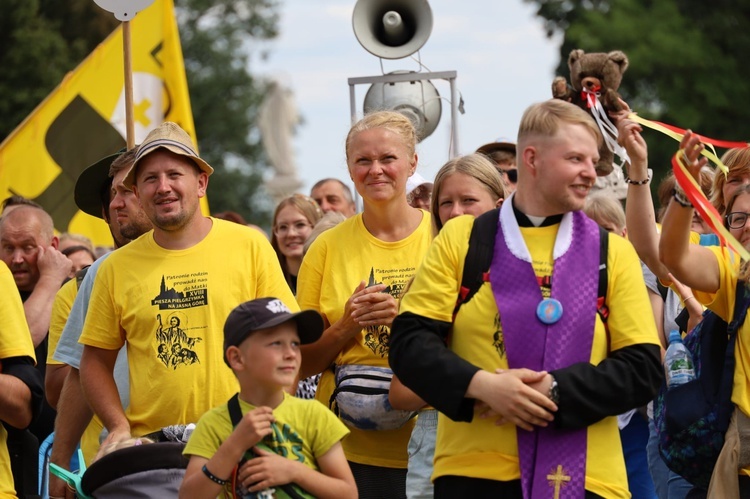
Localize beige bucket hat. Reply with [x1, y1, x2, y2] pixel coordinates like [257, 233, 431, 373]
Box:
[124, 122, 213, 187]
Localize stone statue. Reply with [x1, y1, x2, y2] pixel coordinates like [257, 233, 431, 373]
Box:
[258, 81, 303, 202]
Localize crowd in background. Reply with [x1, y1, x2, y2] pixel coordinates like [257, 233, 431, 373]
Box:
[1, 97, 748, 499]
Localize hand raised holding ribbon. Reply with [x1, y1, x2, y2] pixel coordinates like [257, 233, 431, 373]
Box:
[679, 131, 708, 181]
[616, 114, 648, 168]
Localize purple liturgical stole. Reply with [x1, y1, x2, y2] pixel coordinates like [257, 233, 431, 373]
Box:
[489, 204, 600, 499]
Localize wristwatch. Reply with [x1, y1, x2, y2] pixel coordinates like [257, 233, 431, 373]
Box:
[548, 375, 560, 404]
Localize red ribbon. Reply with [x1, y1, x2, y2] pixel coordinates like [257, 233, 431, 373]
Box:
[672, 152, 750, 261]
[652, 119, 749, 149]
[580, 86, 602, 109]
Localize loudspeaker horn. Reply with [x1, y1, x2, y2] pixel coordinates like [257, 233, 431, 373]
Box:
[363, 71, 442, 142]
[352, 0, 433, 60]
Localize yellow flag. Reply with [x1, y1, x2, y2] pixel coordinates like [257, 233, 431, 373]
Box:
[0, 0, 206, 247]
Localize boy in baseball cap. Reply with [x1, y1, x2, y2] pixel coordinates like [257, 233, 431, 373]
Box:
[181, 297, 356, 499]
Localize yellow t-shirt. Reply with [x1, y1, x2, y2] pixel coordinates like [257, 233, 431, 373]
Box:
[184, 392, 349, 499]
[45, 277, 104, 464]
[399, 214, 660, 498]
[296, 211, 433, 468]
[693, 246, 750, 477]
[0, 264, 36, 498]
[79, 219, 298, 438]
[46, 278, 77, 366]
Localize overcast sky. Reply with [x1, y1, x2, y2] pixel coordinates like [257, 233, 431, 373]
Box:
[255, 0, 562, 195]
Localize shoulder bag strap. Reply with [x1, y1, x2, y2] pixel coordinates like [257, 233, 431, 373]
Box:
[718, 280, 750, 430]
[226, 394, 310, 499]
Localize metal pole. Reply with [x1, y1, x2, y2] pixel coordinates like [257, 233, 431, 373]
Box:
[348, 82, 361, 212]
[449, 75, 459, 158]
[346, 71, 459, 209]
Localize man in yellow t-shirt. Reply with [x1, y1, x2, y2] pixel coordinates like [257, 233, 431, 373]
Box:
[79, 122, 297, 452]
[0, 263, 43, 498]
[391, 100, 662, 498]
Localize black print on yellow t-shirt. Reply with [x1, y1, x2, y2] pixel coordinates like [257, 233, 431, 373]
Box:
[364, 325, 391, 358]
[491, 313, 505, 360]
[151, 274, 209, 310]
[362, 266, 415, 357]
[155, 312, 202, 369]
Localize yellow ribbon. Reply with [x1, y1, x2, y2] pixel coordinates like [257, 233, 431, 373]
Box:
[629, 113, 729, 175]
[673, 150, 750, 261]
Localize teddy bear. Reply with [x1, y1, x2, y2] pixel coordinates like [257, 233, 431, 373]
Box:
[552, 49, 629, 176]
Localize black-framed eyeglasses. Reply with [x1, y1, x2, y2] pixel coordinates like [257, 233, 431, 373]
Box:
[726, 211, 750, 230]
[500, 168, 518, 183]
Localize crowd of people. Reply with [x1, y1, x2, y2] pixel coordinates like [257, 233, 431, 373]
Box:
[0, 97, 748, 499]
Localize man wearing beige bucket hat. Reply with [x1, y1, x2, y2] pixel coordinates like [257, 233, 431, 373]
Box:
[79, 122, 298, 451]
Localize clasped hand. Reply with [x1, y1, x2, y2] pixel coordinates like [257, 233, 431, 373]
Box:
[340, 281, 398, 337]
[474, 368, 557, 431]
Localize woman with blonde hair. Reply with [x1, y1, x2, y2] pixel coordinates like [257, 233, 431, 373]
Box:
[270, 194, 323, 293]
[297, 110, 433, 498]
[391, 152, 505, 498]
[430, 153, 506, 233]
[583, 193, 626, 236]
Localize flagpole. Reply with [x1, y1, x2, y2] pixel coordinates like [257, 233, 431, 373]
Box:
[122, 20, 135, 149]
[92, 0, 155, 149]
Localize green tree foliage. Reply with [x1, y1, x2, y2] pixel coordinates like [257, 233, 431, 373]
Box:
[0, 0, 116, 139]
[526, 0, 750, 200]
[178, 0, 279, 225]
[0, 0, 280, 226]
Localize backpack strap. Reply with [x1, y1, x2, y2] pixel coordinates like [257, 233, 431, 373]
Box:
[656, 280, 670, 302]
[75, 265, 91, 290]
[452, 208, 499, 320]
[596, 227, 609, 325]
[718, 281, 750, 427]
[728, 280, 750, 336]
[453, 211, 610, 325]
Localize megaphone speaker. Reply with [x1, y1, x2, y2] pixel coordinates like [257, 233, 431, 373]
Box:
[363, 70, 442, 142]
[352, 0, 433, 60]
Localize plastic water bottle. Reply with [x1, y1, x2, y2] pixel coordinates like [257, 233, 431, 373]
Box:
[664, 330, 696, 388]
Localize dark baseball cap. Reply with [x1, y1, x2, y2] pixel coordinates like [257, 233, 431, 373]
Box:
[223, 298, 324, 363]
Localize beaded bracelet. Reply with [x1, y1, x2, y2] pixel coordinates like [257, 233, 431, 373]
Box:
[202, 464, 229, 485]
[672, 189, 692, 208]
[625, 171, 652, 185]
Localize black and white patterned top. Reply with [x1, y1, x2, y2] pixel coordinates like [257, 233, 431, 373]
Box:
[295, 374, 321, 400]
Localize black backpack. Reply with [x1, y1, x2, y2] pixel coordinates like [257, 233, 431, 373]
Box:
[452, 208, 609, 324]
[653, 280, 750, 487]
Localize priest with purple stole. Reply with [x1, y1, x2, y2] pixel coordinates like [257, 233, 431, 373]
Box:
[390, 99, 662, 498]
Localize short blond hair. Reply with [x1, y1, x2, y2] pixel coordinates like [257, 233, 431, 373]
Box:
[518, 100, 602, 152]
[584, 192, 625, 232]
[345, 110, 418, 162]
